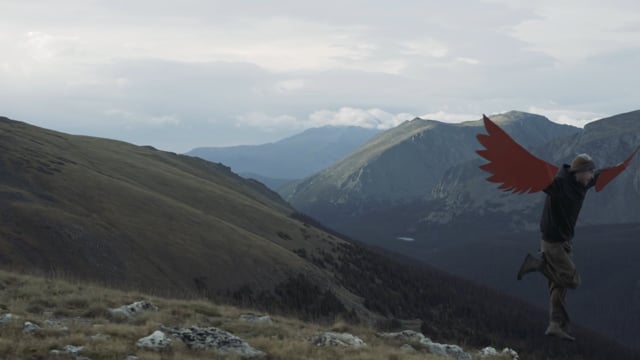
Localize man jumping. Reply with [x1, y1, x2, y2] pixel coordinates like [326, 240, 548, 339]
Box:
[476, 114, 638, 341]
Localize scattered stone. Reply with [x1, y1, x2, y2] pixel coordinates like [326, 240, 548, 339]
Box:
[400, 344, 417, 353]
[0, 313, 15, 325]
[478, 346, 519, 359]
[310, 332, 366, 348]
[378, 330, 471, 360]
[501, 347, 519, 360]
[239, 313, 273, 324]
[50, 345, 84, 357]
[378, 330, 427, 343]
[23, 321, 41, 334]
[162, 325, 265, 358]
[90, 333, 111, 341]
[44, 319, 70, 334]
[427, 342, 471, 360]
[123, 356, 138, 360]
[109, 300, 157, 319]
[479, 347, 499, 357]
[136, 330, 171, 351]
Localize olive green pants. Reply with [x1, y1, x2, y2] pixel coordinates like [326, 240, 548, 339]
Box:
[541, 239, 581, 327]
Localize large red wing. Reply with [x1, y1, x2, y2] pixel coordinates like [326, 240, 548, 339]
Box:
[476, 114, 558, 194]
[595, 146, 639, 192]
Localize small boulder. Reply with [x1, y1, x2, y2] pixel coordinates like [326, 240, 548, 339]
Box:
[479, 347, 499, 357]
[310, 332, 366, 348]
[50, 345, 88, 359]
[110, 300, 157, 319]
[0, 313, 15, 326]
[400, 344, 417, 353]
[44, 319, 70, 334]
[23, 321, 41, 334]
[501, 347, 519, 360]
[378, 330, 428, 343]
[239, 313, 273, 324]
[162, 325, 265, 358]
[136, 330, 171, 351]
[426, 342, 471, 360]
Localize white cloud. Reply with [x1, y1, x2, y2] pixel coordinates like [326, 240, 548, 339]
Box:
[401, 39, 449, 58]
[1, 1, 639, 152]
[308, 108, 415, 129]
[235, 108, 415, 131]
[235, 112, 298, 131]
[526, 106, 604, 127]
[508, 1, 640, 63]
[105, 109, 181, 127]
[420, 111, 479, 123]
[274, 79, 306, 93]
[455, 57, 480, 65]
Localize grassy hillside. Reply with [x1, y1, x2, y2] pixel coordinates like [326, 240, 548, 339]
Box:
[0, 269, 471, 359]
[0, 115, 340, 296]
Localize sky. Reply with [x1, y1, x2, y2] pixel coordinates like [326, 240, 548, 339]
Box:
[1, 0, 640, 153]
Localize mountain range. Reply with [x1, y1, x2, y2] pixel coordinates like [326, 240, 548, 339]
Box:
[281, 110, 640, 348]
[1, 115, 637, 359]
[186, 126, 381, 188]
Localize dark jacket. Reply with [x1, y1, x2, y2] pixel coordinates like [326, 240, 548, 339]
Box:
[540, 165, 599, 243]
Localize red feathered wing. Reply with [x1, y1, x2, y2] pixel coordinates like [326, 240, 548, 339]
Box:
[476, 114, 557, 194]
[595, 146, 639, 192]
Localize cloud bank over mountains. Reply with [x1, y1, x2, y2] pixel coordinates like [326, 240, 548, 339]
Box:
[1, 0, 638, 151]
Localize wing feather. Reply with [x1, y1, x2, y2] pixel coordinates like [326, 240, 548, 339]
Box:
[476, 114, 558, 194]
[595, 146, 640, 192]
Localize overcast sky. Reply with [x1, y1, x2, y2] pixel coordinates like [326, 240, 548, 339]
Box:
[1, 1, 639, 152]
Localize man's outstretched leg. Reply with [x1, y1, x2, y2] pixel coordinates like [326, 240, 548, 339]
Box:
[545, 284, 575, 341]
[540, 240, 581, 341]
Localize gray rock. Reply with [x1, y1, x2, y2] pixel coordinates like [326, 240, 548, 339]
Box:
[479, 346, 499, 357]
[501, 347, 519, 360]
[90, 333, 111, 341]
[136, 330, 171, 351]
[162, 325, 265, 358]
[123, 356, 138, 360]
[44, 319, 70, 334]
[110, 300, 157, 319]
[23, 321, 41, 334]
[0, 313, 15, 325]
[310, 332, 366, 348]
[239, 313, 273, 324]
[50, 345, 84, 357]
[378, 330, 428, 343]
[419, 337, 471, 360]
[400, 344, 417, 353]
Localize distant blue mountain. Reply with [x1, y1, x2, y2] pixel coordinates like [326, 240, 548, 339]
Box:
[186, 126, 381, 181]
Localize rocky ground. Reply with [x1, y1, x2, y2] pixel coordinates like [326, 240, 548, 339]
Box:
[0, 270, 517, 359]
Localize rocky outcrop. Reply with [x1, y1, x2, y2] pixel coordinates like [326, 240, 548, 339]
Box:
[136, 330, 172, 351]
[239, 313, 273, 324]
[109, 300, 157, 319]
[161, 325, 266, 358]
[479, 346, 520, 359]
[310, 332, 366, 347]
[378, 330, 472, 360]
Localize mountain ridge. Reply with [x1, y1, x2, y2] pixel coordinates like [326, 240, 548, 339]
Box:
[187, 125, 381, 181]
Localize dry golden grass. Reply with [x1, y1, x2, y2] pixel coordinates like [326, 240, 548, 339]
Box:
[0, 270, 509, 359]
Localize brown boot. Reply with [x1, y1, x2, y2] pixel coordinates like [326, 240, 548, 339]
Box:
[517, 253, 542, 280]
[545, 322, 575, 341]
